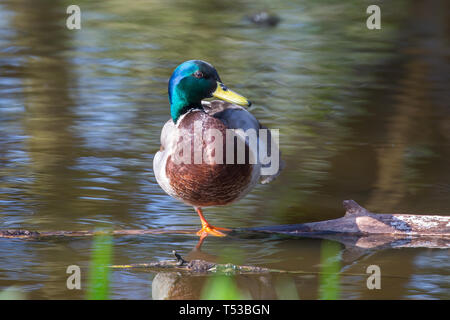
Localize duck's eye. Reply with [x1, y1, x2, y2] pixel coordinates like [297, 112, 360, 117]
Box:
[193, 71, 204, 78]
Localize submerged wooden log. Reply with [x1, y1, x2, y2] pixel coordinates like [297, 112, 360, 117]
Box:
[110, 250, 406, 285]
[111, 251, 273, 274]
[0, 228, 195, 239]
[1, 200, 449, 249]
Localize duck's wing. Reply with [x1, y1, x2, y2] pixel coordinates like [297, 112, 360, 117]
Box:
[202, 100, 284, 184]
[258, 123, 285, 184]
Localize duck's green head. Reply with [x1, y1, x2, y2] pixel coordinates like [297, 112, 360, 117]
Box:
[168, 60, 251, 123]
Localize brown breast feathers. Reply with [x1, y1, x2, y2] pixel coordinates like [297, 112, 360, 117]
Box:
[166, 110, 253, 207]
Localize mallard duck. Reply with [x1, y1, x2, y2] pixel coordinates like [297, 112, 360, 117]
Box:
[153, 60, 283, 237]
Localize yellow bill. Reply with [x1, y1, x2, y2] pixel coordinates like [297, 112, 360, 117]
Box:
[212, 82, 252, 107]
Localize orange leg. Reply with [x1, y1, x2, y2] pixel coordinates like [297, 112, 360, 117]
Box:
[195, 207, 230, 237]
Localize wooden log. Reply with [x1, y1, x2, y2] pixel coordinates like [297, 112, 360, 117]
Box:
[110, 251, 406, 282]
[111, 251, 273, 274]
[1, 200, 449, 249]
